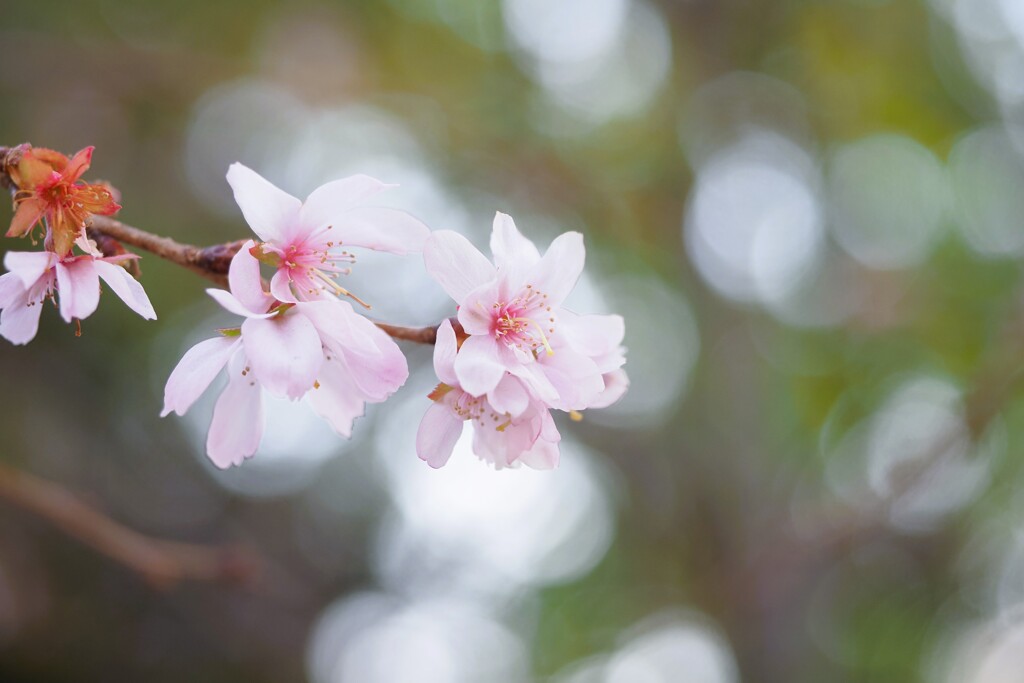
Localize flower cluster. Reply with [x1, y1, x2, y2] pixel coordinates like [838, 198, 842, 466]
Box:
[2, 145, 628, 472]
[0, 145, 155, 344]
[161, 164, 426, 467]
[417, 214, 628, 469]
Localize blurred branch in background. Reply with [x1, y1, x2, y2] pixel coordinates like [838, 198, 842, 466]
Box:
[0, 462, 257, 589]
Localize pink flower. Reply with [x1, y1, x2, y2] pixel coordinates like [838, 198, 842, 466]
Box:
[0, 250, 156, 345]
[536, 310, 629, 412]
[423, 212, 625, 411]
[161, 243, 408, 468]
[225, 163, 430, 306]
[416, 320, 560, 470]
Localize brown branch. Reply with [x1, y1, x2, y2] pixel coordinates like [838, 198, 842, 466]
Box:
[86, 215, 444, 344]
[88, 215, 239, 288]
[0, 461, 258, 589]
[1, 143, 442, 345]
[374, 321, 439, 345]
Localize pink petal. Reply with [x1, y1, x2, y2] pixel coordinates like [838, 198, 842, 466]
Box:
[161, 336, 240, 417]
[507, 361, 560, 404]
[423, 231, 496, 302]
[228, 241, 273, 313]
[55, 259, 100, 322]
[416, 402, 464, 468]
[63, 146, 94, 181]
[456, 280, 499, 336]
[299, 174, 392, 231]
[296, 300, 378, 355]
[94, 260, 157, 320]
[489, 212, 540, 285]
[472, 417, 538, 469]
[453, 335, 507, 397]
[536, 346, 604, 411]
[528, 231, 584, 307]
[0, 272, 25, 308]
[328, 207, 430, 254]
[338, 312, 409, 401]
[593, 345, 627, 374]
[307, 357, 366, 438]
[4, 251, 54, 288]
[559, 311, 624, 357]
[241, 312, 323, 399]
[516, 437, 560, 470]
[269, 269, 297, 304]
[206, 288, 274, 319]
[6, 199, 45, 238]
[589, 369, 630, 409]
[0, 288, 43, 345]
[206, 355, 264, 468]
[488, 376, 529, 418]
[433, 319, 459, 386]
[226, 163, 302, 243]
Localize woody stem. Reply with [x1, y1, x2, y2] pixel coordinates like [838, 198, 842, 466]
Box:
[87, 215, 445, 344]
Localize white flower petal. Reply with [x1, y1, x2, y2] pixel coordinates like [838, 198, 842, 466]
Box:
[55, 259, 100, 323]
[161, 336, 239, 417]
[241, 312, 324, 399]
[453, 335, 507, 396]
[488, 376, 530, 418]
[328, 206, 430, 254]
[307, 358, 365, 438]
[206, 354, 264, 468]
[528, 231, 585, 306]
[416, 402, 464, 468]
[295, 299, 378, 355]
[3, 251, 54, 288]
[489, 212, 540, 286]
[94, 260, 157, 320]
[226, 162, 301, 243]
[0, 288, 43, 345]
[206, 288, 274, 319]
[300, 174, 392, 231]
[433, 319, 459, 386]
[423, 230, 497, 302]
[228, 242, 273, 313]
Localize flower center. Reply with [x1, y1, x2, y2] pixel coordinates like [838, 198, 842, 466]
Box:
[277, 230, 369, 308]
[452, 391, 511, 430]
[31, 180, 112, 232]
[490, 284, 555, 356]
[431, 384, 513, 431]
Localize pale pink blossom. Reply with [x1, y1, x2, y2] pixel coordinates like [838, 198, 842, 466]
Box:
[225, 163, 430, 306]
[423, 212, 625, 411]
[162, 242, 409, 468]
[416, 320, 561, 470]
[0, 250, 156, 345]
[536, 310, 629, 412]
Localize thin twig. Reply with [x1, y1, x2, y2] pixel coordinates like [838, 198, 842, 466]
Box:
[1, 143, 442, 345]
[0, 461, 257, 589]
[89, 215, 239, 287]
[86, 215, 443, 344]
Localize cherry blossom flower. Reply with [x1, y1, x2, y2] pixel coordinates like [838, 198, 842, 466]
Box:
[5, 145, 121, 257]
[225, 163, 429, 307]
[416, 320, 560, 470]
[0, 250, 156, 345]
[423, 212, 624, 411]
[162, 243, 408, 468]
[535, 310, 629, 412]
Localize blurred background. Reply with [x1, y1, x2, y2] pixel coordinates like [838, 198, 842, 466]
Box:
[1, 0, 1024, 680]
